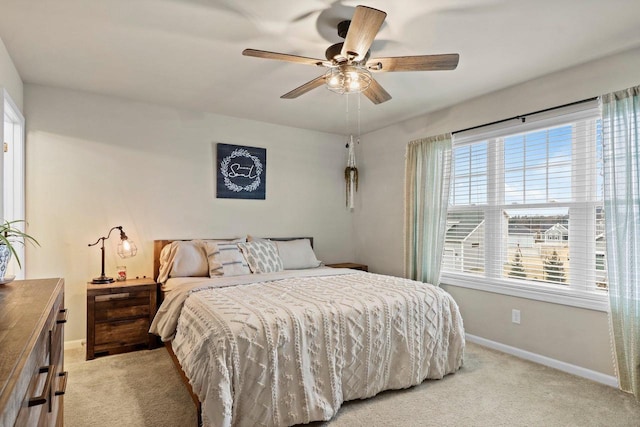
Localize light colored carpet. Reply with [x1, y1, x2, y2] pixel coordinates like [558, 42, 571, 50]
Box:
[64, 343, 640, 426]
[64, 347, 197, 427]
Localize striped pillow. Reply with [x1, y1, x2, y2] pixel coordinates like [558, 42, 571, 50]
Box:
[204, 242, 251, 277]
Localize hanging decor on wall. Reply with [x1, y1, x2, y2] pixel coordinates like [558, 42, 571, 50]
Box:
[216, 143, 266, 199]
[344, 94, 361, 210]
[345, 135, 358, 209]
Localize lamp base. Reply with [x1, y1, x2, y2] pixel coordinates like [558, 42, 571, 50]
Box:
[91, 276, 115, 284]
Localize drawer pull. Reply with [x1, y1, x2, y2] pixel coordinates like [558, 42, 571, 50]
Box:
[57, 308, 68, 324]
[55, 371, 68, 396]
[28, 365, 55, 407]
[95, 293, 130, 302]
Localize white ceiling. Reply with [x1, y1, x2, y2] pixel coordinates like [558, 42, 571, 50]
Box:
[1, 0, 639, 135]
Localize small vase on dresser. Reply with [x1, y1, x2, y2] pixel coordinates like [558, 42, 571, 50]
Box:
[0, 244, 11, 280]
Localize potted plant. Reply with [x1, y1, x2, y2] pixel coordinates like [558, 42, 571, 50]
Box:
[0, 219, 40, 280]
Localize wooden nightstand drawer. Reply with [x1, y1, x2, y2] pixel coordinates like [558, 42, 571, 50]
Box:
[94, 291, 151, 321]
[94, 318, 150, 352]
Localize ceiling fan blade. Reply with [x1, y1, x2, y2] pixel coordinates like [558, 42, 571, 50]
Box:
[340, 6, 386, 62]
[368, 54, 460, 72]
[281, 75, 326, 99]
[363, 78, 391, 105]
[243, 49, 327, 67]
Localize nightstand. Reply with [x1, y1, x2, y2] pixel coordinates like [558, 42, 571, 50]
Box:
[86, 277, 158, 360]
[326, 262, 369, 272]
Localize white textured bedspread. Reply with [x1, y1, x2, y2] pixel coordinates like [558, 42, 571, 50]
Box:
[151, 270, 465, 427]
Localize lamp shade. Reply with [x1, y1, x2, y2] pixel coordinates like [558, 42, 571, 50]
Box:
[117, 239, 137, 258]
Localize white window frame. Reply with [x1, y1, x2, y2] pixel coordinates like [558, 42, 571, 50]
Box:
[441, 100, 609, 312]
[2, 89, 27, 279]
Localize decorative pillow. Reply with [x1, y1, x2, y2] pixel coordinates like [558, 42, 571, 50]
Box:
[274, 239, 321, 269]
[237, 240, 284, 274]
[204, 241, 251, 276]
[166, 240, 209, 278]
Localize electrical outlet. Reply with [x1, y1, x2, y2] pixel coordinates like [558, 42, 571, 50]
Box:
[512, 309, 521, 324]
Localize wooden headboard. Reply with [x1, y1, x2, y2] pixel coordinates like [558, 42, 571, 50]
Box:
[153, 237, 314, 281]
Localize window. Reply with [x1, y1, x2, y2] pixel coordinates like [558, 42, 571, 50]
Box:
[441, 100, 607, 310]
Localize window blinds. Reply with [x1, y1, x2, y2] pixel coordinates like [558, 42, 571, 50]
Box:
[443, 100, 607, 292]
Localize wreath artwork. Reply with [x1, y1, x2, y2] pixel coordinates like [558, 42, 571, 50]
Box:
[220, 148, 263, 192]
[216, 143, 266, 199]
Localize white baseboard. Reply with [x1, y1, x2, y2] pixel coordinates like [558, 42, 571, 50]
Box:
[64, 339, 85, 350]
[465, 333, 619, 388]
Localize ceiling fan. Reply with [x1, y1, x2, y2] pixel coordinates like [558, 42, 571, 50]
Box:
[242, 5, 459, 104]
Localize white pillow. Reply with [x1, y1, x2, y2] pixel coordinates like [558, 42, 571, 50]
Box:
[274, 239, 321, 269]
[204, 241, 251, 276]
[237, 240, 284, 274]
[167, 241, 209, 277]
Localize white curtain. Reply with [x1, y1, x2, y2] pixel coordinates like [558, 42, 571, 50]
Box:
[404, 133, 452, 284]
[602, 85, 640, 401]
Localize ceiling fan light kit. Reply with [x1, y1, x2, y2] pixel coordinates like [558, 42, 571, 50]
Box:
[325, 65, 372, 94]
[243, 5, 460, 104]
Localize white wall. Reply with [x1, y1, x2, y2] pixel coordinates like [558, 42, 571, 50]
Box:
[24, 84, 354, 341]
[0, 36, 23, 111]
[354, 46, 640, 376]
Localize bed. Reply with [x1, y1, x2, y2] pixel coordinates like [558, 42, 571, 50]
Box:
[150, 237, 465, 427]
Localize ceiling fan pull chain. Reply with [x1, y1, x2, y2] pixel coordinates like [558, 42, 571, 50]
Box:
[357, 93, 361, 144]
[346, 94, 350, 145]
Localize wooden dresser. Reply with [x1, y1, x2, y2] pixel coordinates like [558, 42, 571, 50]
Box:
[0, 278, 66, 427]
[86, 278, 158, 360]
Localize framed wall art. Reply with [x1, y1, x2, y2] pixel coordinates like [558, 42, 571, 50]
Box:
[216, 143, 266, 200]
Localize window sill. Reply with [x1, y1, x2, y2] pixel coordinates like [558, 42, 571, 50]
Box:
[440, 272, 609, 312]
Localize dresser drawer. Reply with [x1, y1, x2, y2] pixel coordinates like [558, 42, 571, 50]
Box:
[14, 324, 51, 427]
[94, 317, 150, 352]
[94, 290, 151, 321]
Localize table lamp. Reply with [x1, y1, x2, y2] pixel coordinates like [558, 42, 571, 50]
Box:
[88, 226, 137, 284]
